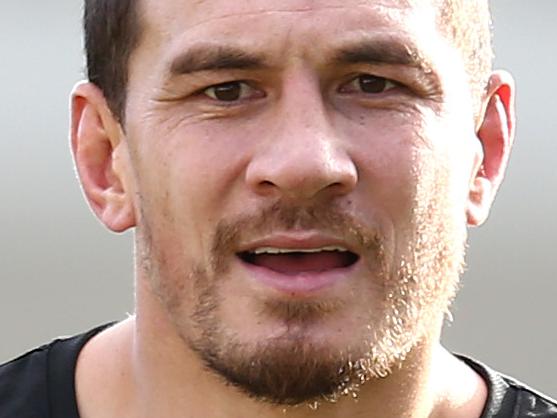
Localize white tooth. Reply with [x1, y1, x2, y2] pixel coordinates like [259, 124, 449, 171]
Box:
[322, 246, 349, 252]
[252, 246, 349, 255]
[292, 248, 320, 254]
[253, 247, 282, 255]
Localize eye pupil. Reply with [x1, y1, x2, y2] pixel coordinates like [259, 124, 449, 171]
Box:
[358, 75, 387, 93]
[213, 82, 242, 101]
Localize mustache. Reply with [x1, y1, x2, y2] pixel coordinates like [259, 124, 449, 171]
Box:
[210, 201, 383, 270]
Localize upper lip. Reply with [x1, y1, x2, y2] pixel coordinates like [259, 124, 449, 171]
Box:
[236, 232, 360, 256]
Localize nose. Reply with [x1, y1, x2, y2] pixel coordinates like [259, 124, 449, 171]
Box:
[245, 95, 358, 202]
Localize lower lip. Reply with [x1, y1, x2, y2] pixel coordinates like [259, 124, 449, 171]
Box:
[238, 258, 359, 296]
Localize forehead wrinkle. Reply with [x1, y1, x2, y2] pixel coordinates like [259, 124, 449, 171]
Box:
[137, 0, 432, 71]
[156, 3, 419, 62]
[147, 0, 414, 37]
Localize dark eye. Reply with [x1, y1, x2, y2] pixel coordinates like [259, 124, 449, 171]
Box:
[204, 81, 257, 102]
[340, 74, 397, 94]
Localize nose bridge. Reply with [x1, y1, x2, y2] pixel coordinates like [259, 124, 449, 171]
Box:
[282, 72, 331, 142]
[278, 97, 339, 174]
[245, 71, 358, 200]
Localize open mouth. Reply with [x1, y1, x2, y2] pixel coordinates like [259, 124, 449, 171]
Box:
[238, 246, 360, 275]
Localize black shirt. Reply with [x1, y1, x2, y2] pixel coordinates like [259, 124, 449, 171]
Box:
[1, 324, 556, 417]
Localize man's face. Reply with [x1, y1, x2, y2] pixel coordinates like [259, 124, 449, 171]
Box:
[123, 0, 483, 405]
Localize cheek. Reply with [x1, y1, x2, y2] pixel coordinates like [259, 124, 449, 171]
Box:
[426, 113, 480, 213]
[342, 110, 430, 216]
[127, 119, 254, 258]
[340, 106, 474, 247]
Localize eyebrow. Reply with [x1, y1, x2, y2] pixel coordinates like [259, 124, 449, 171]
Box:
[166, 38, 439, 89]
[332, 38, 441, 94]
[334, 38, 432, 72]
[168, 45, 268, 76]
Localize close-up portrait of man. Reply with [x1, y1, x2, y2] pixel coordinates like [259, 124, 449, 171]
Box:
[0, 0, 556, 417]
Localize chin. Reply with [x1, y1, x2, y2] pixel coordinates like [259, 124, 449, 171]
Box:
[184, 288, 418, 406]
[190, 322, 387, 406]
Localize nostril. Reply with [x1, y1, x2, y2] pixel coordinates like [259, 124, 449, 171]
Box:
[330, 181, 346, 191]
[251, 179, 278, 197]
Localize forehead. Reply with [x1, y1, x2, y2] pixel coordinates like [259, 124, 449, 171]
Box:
[137, 0, 443, 58]
[143, 0, 420, 23]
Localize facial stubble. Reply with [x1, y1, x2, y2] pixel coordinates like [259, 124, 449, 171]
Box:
[138, 162, 466, 407]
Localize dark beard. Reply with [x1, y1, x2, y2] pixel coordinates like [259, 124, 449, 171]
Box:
[192, 327, 356, 405]
[188, 263, 377, 405]
[142, 186, 464, 406]
[183, 203, 391, 405]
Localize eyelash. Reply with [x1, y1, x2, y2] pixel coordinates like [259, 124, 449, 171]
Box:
[202, 81, 263, 103]
[199, 74, 402, 104]
[338, 74, 400, 95]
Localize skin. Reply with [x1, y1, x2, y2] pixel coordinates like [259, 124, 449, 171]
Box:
[70, 0, 515, 417]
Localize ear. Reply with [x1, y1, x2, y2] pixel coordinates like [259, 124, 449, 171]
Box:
[466, 70, 516, 227]
[70, 81, 136, 232]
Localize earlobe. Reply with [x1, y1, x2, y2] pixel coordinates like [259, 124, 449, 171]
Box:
[466, 71, 516, 227]
[70, 82, 136, 232]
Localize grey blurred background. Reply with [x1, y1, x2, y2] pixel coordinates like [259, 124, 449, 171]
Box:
[1, 0, 555, 397]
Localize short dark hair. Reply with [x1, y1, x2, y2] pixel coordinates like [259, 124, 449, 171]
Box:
[84, 0, 140, 123]
[83, 0, 493, 123]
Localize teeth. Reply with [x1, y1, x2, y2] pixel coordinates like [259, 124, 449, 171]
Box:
[252, 246, 349, 255]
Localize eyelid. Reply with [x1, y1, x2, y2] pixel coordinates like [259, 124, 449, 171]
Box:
[338, 74, 399, 95]
[202, 80, 265, 102]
